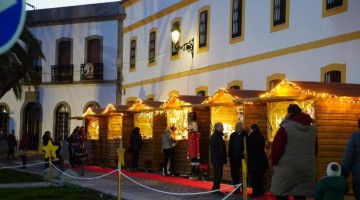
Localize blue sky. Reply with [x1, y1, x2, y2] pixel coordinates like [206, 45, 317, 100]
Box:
[26, 0, 121, 10]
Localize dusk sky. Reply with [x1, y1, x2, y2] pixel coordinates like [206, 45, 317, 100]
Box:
[26, 0, 120, 10]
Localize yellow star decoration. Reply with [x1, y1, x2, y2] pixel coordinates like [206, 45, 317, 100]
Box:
[42, 140, 59, 159]
[117, 141, 126, 167]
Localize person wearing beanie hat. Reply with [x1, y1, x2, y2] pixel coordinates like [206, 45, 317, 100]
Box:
[314, 162, 347, 200]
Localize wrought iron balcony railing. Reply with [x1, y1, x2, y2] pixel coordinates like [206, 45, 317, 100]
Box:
[80, 63, 104, 81]
[51, 64, 74, 82]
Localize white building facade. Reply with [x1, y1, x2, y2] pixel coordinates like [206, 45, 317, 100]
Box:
[121, 0, 360, 104]
[0, 2, 125, 153]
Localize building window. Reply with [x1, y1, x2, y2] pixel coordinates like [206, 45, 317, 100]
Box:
[52, 38, 73, 82]
[130, 38, 137, 69]
[230, 85, 240, 90]
[267, 73, 285, 90]
[171, 21, 180, 57]
[199, 10, 208, 48]
[23, 102, 40, 150]
[55, 104, 69, 141]
[28, 41, 42, 82]
[227, 80, 243, 90]
[325, 71, 341, 83]
[271, 0, 289, 32]
[231, 0, 242, 38]
[321, 64, 346, 83]
[269, 79, 282, 90]
[195, 86, 208, 96]
[149, 29, 157, 65]
[87, 38, 101, 63]
[273, 0, 286, 26]
[0, 105, 9, 137]
[58, 40, 71, 65]
[322, 0, 348, 18]
[147, 94, 155, 101]
[326, 0, 343, 10]
[197, 91, 206, 96]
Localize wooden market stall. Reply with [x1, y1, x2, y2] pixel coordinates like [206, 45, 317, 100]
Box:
[160, 95, 210, 175]
[202, 88, 266, 181]
[124, 99, 165, 172]
[78, 103, 130, 167]
[235, 80, 360, 191]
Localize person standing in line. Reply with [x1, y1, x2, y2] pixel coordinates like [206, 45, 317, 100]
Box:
[228, 122, 246, 193]
[341, 118, 360, 200]
[161, 128, 177, 176]
[42, 131, 52, 168]
[6, 130, 16, 159]
[246, 124, 269, 197]
[210, 122, 227, 197]
[19, 132, 29, 169]
[314, 162, 347, 200]
[129, 127, 143, 172]
[270, 104, 317, 200]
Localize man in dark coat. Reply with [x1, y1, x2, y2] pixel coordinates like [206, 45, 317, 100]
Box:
[228, 122, 246, 193]
[6, 130, 16, 159]
[210, 122, 227, 197]
[342, 118, 360, 200]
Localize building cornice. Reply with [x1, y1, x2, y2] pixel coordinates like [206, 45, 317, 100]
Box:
[26, 2, 126, 27]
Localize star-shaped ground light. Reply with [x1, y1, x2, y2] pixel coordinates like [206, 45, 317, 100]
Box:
[117, 141, 126, 167]
[42, 140, 59, 159]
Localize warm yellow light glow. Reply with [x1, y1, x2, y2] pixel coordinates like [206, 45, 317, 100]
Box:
[203, 88, 235, 104]
[82, 107, 95, 117]
[171, 27, 180, 44]
[102, 103, 116, 114]
[128, 99, 152, 111]
[260, 79, 360, 104]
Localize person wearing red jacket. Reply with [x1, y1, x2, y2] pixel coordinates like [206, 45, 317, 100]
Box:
[270, 104, 317, 200]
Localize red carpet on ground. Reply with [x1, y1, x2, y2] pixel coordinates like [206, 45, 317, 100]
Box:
[74, 165, 278, 199]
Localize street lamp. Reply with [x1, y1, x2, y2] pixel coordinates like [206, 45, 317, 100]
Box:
[171, 27, 194, 58]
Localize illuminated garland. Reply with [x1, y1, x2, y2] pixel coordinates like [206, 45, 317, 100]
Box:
[260, 80, 360, 104]
[102, 103, 116, 114]
[82, 107, 95, 117]
[202, 88, 235, 104]
[128, 99, 152, 111]
[160, 94, 190, 108]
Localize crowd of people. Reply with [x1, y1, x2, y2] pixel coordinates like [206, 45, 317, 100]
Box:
[1, 105, 360, 199]
[209, 104, 359, 200]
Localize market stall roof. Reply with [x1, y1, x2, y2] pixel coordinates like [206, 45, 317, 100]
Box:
[161, 95, 208, 108]
[70, 107, 109, 120]
[127, 99, 163, 111]
[202, 88, 265, 106]
[235, 80, 360, 103]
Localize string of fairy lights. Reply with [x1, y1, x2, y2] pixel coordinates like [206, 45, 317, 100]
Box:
[260, 79, 360, 104]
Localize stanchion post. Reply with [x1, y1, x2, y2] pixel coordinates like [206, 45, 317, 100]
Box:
[117, 139, 125, 200]
[49, 150, 52, 186]
[242, 137, 247, 200]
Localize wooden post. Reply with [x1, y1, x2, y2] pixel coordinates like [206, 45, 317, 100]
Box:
[118, 159, 121, 200]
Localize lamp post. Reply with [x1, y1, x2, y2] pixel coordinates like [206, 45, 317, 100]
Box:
[171, 27, 194, 58]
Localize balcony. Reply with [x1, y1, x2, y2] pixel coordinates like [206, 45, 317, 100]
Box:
[80, 63, 104, 81]
[51, 64, 74, 83]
